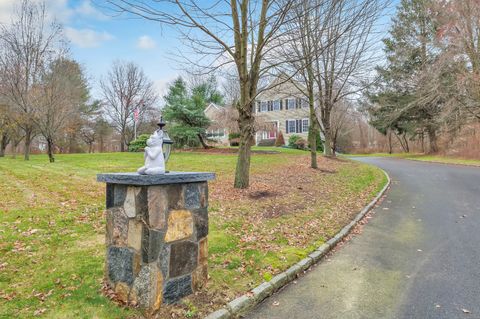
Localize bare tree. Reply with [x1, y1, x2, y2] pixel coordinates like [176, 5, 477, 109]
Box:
[313, 0, 386, 156]
[100, 61, 158, 152]
[0, 0, 65, 160]
[330, 99, 354, 154]
[33, 58, 89, 162]
[282, 0, 339, 168]
[105, 0, 297, 188]
[0, 101, 13, 157]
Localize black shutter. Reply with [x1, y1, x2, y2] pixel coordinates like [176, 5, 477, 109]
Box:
[280, 99, 283, 110]
[296, 120, 299, 133]
[286, 120, 289, 133]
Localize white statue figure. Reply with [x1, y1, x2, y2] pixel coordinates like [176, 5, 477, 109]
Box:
[137, 129, 166, 175]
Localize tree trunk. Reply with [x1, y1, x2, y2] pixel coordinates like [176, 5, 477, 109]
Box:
[234, 98, 255, 189]
[120, 131, 126, 152]
[100, 137, 104, 153]
[388, 130, 392, 154]
[309, 124, 318, 169]
[321, 106, 333, 157]
[234, 131, 252, 189]
[403, 133, 410, 153]
[323, 127, 333, 157]
[308, 100, 318, 168]
[197, 134, 211, 149]
[0, 132, 9, 157]
[24, 127, 32, 161]
[47, 137, 55, 163]
[427, 127, 438, 154]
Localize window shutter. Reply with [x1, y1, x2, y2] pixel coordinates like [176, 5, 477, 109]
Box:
[296, 120, 299, 133]
[286, 120, 289, 133]
[280, 99, 283, 110]
[257, 102, 260, 113]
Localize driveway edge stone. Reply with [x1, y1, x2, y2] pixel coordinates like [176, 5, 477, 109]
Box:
[203, 169, 391, 319]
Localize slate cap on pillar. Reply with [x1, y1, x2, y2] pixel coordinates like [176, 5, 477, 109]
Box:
[97, 172, 215, 186]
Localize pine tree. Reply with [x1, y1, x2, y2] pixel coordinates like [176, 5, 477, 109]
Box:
[163, 77, 224, 148]
[368, 0, 442, 153]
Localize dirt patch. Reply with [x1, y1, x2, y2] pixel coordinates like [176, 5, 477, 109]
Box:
[247, 190, 278, 200]
[178, 147, 281, 155]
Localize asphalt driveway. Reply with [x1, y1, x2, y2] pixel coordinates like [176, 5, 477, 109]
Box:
[246, 158, 480, 319]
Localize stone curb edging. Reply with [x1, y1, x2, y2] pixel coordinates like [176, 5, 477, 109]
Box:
[204, 169, 391, 319]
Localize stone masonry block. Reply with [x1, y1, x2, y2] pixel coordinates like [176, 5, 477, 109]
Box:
[131, 263, 163, 311]
[167, 184, 184, 209]
[191, 263, 208, 291]
[251, 282, 274, 302]
[124, 187, 140, 218]
[198, 237, 208, 265]
[106, 207, 129, 246]
[269, 272, 289, 291]
[127, 219, 143, 251]
[113, 184, 127, 207]
[163, 275, 193, 304]
[165, 210, 193, 242]
[226, 295, 254, 314]
[199, 182, 208, 208]
[107, 246, 135, 285]
[204, 308, 232, 319]
[114, 281, 130, 303]
[147, 186, 168, 230]
[158, 244, 170, 278]
[169, 241, 198, 278]
[193, 208, 208, 240]
[142, 228, 165, 263]
[185, 183, 201, 209]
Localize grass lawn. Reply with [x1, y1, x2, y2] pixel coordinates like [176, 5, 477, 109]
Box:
[345, 152, 480, 167]
[0, 148, 386, 318]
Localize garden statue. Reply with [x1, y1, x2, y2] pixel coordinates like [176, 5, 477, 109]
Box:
[137, 125, 166, 175]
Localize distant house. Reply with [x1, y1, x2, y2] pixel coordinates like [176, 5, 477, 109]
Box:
[254, 77, 310, 145]
[204, 77, 312, 146]
[204, 102, 229, 145]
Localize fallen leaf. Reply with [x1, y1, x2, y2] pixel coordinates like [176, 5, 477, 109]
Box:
[272, 301, 280, 306]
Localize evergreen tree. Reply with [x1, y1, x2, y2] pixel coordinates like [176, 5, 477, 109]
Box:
[368, 0, 443, 153]
[162, 77, 217, 148]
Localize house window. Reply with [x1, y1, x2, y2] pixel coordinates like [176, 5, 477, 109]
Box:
[273, 100, 281, 111]
[260, 101, 268, 112]
[302, 119, 309, 132]
[287, 120, 296, 133]
[302, 99, 309, 108]
[287, 98, 295, 110]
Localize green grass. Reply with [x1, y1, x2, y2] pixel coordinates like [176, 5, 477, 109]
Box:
[0, 149, 386, 318]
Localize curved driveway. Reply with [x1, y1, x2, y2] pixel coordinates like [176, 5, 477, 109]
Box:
[247, 158, 480, 319]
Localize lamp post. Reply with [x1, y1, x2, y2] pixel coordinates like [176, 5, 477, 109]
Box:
[157, 116, 173, 164]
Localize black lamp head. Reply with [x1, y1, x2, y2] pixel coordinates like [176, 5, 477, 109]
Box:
[157, 116, 166, 130]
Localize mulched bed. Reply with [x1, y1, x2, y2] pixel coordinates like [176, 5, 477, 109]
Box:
[178, 147, 281, 154]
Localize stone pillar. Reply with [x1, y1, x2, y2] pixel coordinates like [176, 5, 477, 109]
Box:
[97, 172, 215, 311]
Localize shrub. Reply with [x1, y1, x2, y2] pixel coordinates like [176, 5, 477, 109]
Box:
[128, 134, 150, 152]
[228, 132, 241, 146]
[228, 132, 241, 140]
[288, 134, 301, 148]
[308, 131, 324, 152]
[275, 131, 285, 146]
[258, 139, 275, 146]
[294, 137, 307, 150]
